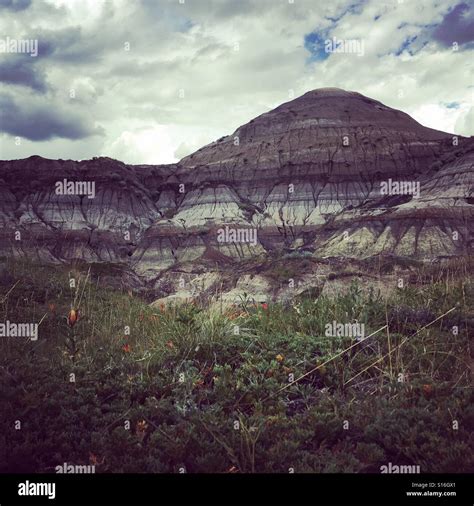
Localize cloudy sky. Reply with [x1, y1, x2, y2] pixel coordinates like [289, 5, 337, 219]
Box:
[0, 0, 472, 164]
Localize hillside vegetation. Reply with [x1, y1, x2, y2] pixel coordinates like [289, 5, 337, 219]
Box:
[0, 259, 472, 473]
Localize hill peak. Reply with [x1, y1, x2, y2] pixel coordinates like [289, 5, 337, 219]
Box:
[301, 87, 359, 97]
[180, 88, 450, 168]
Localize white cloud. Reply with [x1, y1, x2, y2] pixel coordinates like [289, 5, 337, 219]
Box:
[107, 126, 176, 165]
[454, 105, 473, 137]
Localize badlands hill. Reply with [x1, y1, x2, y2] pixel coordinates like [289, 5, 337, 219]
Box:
[0, 88, 472, 302]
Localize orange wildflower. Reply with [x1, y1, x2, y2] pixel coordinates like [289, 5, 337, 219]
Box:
[136, 420, 148, 442]
[67, 309, 78, 327]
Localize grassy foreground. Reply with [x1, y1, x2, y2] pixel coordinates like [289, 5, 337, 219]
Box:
[0, 259, 472, 473]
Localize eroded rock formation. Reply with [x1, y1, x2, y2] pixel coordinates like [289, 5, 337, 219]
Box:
[0, 88, 472, 301]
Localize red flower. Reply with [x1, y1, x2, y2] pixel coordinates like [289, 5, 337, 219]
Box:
[122, 343, 131, 353]
[261, 303, 268, 310]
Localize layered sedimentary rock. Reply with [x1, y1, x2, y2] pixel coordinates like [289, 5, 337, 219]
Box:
[0, 88, 472, 300]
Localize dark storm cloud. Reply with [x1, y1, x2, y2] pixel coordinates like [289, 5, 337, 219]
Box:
[0, 57, 48, 92]
[0, 93, 104, 141]
[0, 27, 95, 93]
[433, 2, 474, 47]
[0, 0, 31, 12]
